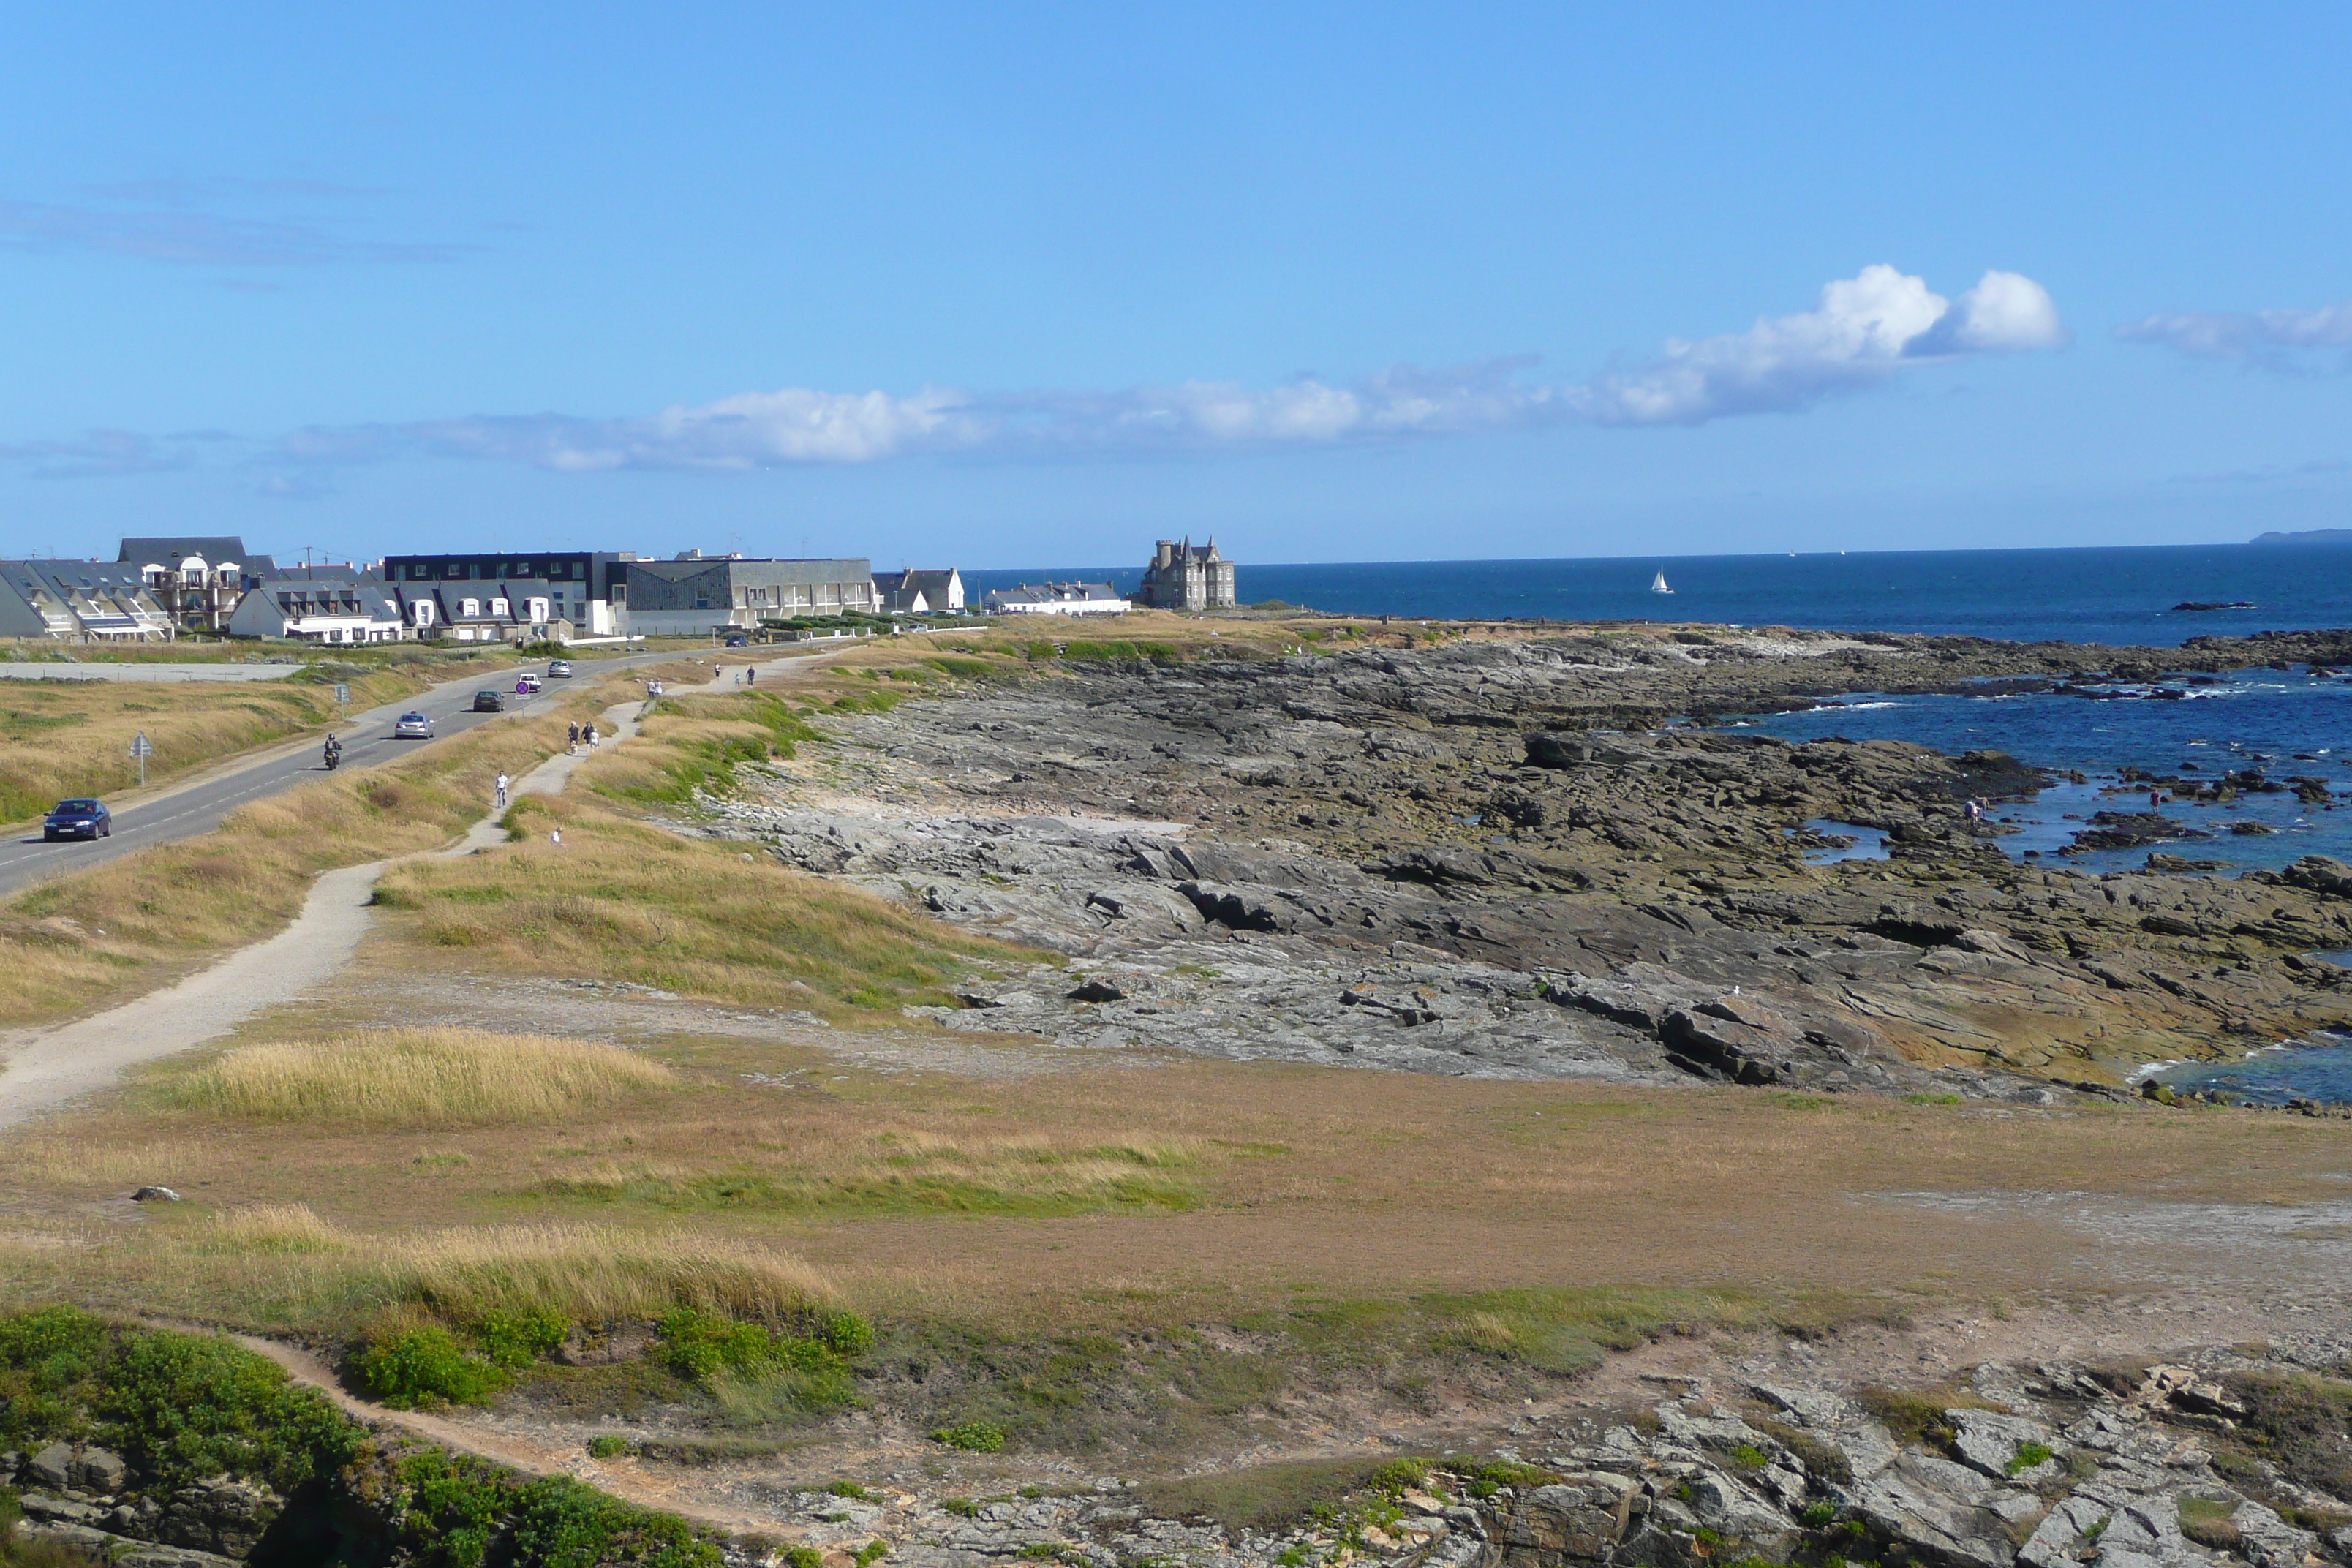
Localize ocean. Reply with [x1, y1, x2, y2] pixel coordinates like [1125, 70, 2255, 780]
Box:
[965, 540, 2352, 647]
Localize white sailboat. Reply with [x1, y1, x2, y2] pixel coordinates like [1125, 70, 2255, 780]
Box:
[1650, 568, 1673, 595]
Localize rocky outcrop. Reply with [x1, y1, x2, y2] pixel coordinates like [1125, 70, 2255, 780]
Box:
[701, 632, 2352, 1094]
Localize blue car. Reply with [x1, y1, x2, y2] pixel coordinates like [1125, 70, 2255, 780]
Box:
[44, 798, 111, 841]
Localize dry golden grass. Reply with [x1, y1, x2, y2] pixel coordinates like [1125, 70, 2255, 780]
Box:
[150, 1028, 676, 1128]
[0, 667, 641, 1028]
[10, 1008, 2349, 1343]
[0, 1204, 834, 1330]
[370, 787, 1023, 1016]
[0, 649, 525, 821]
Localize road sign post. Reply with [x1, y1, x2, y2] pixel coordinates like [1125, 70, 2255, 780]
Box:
[130, 731, 153, 788]
[333, 682, 350, 708]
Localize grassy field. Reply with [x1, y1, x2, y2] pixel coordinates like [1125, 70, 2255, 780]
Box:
[5, 638, 2345, 1474]
[364, 686, 1024, 1017]
[0, 679, 619, 1029]
[6, 1012, 2346, 1424]
[0, 652, 517, 821]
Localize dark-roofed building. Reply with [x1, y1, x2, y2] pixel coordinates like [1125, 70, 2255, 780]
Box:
[116, 536, 280, 632]
[1135, 537, 1236, 610]
[0, 561, 178, 641]
[380, 550, 633, 638]
[873, 568, 966, 614]
[224, 569, 410, 644]
[625, 554, 876, 635]
[981, 581, 1130, 616]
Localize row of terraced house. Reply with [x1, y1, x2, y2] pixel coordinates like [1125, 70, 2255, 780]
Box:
[0, 537, 972, 646]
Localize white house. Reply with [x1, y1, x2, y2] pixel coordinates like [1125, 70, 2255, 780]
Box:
[874, 568, 966, 614]
[981, 582, 1131, 617]
[224, 571, 411, 644]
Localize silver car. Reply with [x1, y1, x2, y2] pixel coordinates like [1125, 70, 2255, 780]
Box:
[393, 712, 434, 739]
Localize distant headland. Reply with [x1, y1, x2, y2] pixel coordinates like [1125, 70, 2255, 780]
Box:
[2250, 527, 2352, 544]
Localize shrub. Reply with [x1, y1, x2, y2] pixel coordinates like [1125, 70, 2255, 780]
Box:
[943, 1498, 979, 1518]
[931, 1422, 1006, 1452]
[97, 1329, 358, 1492]
[472, 1307, 568, 1370]
[356, 1327, 508, 1409]
[586, 1434, 631, 1459]
[784, 1550, 824, 1568]
[1801, 1502, 1839, 1529]
[822, 1311, 875, 1357]
[1728, 1443, 1768, 1470]
[827, 1482, 876, 1501]
[854, 1542, 889, 1568]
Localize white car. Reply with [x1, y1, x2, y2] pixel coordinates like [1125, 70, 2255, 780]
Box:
[393, 712, 434, 739]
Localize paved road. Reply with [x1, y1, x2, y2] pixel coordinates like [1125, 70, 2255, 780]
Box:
[0, 652, 687, 900]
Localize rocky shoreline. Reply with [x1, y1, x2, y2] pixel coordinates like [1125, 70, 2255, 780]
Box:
[696, 626, 2352, 1099]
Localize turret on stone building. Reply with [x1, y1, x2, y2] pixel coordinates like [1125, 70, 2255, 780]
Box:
[1135, 537, 1236, 609]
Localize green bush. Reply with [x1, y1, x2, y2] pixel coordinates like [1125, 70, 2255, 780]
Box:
[943, 1497, 979, 1518]
[931, 1422, 1006, 1452]
[587, 1434, 632, 1459]
[821, 1311, 875, 1357]
[472, 1307, 568, 1371]
[0, 1305, 111, 1446]
[784, 1550, 823, 1568]
[98, 1330, 358, 1492]
[357, 1327, 508, 1409]
[1801, 1501, 1839, 1528]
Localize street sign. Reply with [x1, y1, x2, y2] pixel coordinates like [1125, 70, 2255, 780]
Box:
[333, 682, 350, 705]
[131, 731, 153, 787]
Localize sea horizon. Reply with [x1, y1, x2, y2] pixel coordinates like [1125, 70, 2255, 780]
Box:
[963, 538, 2352, 647]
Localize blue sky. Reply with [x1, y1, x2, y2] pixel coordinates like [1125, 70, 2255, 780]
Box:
[2, 3, 2348, 568]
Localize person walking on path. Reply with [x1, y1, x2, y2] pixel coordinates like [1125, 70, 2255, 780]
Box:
[494, 771, 510, 810]
[567, 721, 580, 754]
[746, 666, 755, 687]
[584, 723, 599, 749]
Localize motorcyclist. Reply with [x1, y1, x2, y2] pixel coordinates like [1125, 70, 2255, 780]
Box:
[323, 734, 342, 769]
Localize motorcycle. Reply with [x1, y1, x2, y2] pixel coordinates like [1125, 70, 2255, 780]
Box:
[323, 742, 342, 772]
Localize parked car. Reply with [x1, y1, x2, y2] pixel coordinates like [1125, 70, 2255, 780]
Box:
[472, 690, 505, 712]
[393, 712, 435, 739]
[44, 798, 111, 841]
[722, 633, 749, 648]
[546, 659, 574, 678]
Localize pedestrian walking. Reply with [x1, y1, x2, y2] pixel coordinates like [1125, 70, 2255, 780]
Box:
[585, 723, 599, 748]
[567, 721, 580, 753]
[550, 828, 563, 848]
[746, 666, 755, 687]
[494, 771, 511, 809]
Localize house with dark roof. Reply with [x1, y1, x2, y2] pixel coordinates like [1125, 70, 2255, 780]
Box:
[981, 581, 1130, 617]
[223, 569, 410, 644]
[872, 568, 966, 614]
[625, 554, 877, 635]
[115, 536, 280, 632]
[1135, 537, 1236, 609]
[380, 550, 631, 637]
[0, 561, 178, 641]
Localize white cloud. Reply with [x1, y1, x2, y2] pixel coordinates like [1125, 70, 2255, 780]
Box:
[2118, 300, 2352, 366]
[8, 265, 2057, 481]
[1567, 266, 2065, 425]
